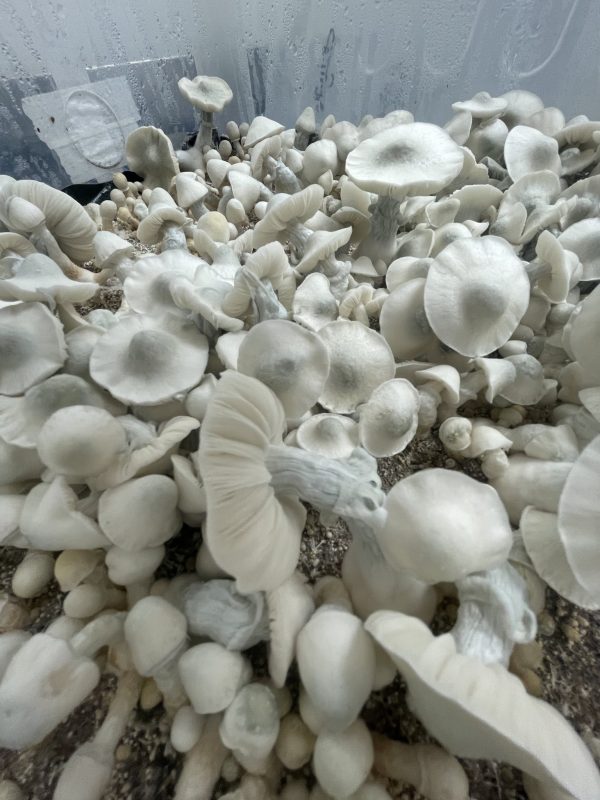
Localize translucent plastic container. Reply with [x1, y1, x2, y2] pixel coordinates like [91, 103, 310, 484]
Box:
[1, 0, 598, 187]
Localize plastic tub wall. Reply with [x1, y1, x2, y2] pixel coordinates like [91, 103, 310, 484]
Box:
[1, 0, 598, 186]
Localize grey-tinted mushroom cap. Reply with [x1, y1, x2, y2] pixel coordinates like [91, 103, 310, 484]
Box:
[499, 354, 546, 405]
[0, 302, 66, 396]
[500, 90, 545, 128]
[0, 180, 97, 263]
[346, 123, 464, 198]
[358, 379, 419, 457]
[558, 218, 600, 281]
[296, 413, 359, 459]
[237, 319, 330, 419]
[292, 273, 338, 331]
[318, 320, 395, 413]
[504, 126, 561, 182]
[93, 231, 135, 270]
[377, 468, 512, 584]
[379, 278, 436, 360]
[178, 75, 233, 113]
[125, 127, 180, 191]
[424, 236, 530, 357]
[89, 312, 209, 405]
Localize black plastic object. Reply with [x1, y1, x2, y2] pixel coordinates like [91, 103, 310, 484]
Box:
[61, 170, 143, 206]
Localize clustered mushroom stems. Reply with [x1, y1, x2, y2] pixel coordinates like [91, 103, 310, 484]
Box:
[239, 269, 288, 322]
[358, 196, 404, 260]
[160, 222, 188, 252]
[264, 444, 385, 522]
[450, 562, 537, 667]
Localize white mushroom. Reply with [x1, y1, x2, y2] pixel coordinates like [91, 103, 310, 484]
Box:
[358, 379, 419, 457]
[126, 126, 180, 190]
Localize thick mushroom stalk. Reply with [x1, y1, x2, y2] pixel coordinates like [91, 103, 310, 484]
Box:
[265, 156, 303, 194]
[174, 714, 228, 800]
[265, 445, 385, 524]
[237, 268, 289, 323]
[451, 562, 537, 667]
[53, 670, 142, 800]
[355, 196, 403, 266]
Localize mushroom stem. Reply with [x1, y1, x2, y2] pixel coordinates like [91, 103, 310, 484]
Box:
[266, 157, 303, 194]
[53, 670, 142, 800]
[451, 562, 537, 667]
[356, 196, 403, 266]
[161, 222, 188, 252]
[29, 224, 112, 284]
[317, 254, 353, 298]
[286, 223, 313, 261]
[525, 260, 551, 285]
[265, 445, 385, 524]
[153, 660, 189, 716]
[241, 269, 288, 322]
[70, 612, 126, 658]
[372, 733, 470, 800]
[174, 714, 228, 800]
[189, 199, 208, 221]
[198, 109, 215, 150]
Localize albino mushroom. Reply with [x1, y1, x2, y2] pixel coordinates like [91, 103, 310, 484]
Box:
[504, 125, 561, 182]
[137, 188, 188, 250]
[126, 126, 180, 190]
[313, 720, 374, 798]
[219, 683, 280, 773]
[380, 278, 436, 360]
[292, 273, 338, 331]
[178, 642, 252, 714]
[358, 379, 419, 457]
[266, 571, 315, 688]
[296, 413, 359, 459]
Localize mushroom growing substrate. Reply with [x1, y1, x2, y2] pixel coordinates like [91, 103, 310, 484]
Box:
[1, 78, 600, 800]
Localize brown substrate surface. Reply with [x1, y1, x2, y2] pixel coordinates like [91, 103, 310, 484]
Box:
[1, 431, 600, 800]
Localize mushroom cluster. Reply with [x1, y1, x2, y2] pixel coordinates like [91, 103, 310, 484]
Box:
[1, 80, 600, 800]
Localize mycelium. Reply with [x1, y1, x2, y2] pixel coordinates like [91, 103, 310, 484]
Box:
[2, 79, 600, 800]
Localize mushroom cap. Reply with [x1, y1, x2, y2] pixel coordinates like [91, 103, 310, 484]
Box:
[0, 253, 98, 305]
[0, 302, 66, 396]
[93, 231, 135, 270]
[178, 75, 233, 113]
[125, 596, 187, 676]
[123, 250, 204, 318]
[238, 319, 330, 419]
[556, 435, 600, 600]
[98, 474, 181, 551]
[366, 611, 600, 800]
[313, 720, 374, 798]
[558, 218, 600, 281]
[377, 468, 512, 584]
[125, 126, 180, 191]
[317, 320, 395, 413]
[197, 370, 306, 593]
[178, 642, 252, 714]
[296, 413, 359, 459]
[500, 90, 545, 128]
[0, 231, 37, 259]
[89, 312, 208, 405]
[175, 173, 209, 209]
[452, 91, 508, 120]
[346, 123, 464, 199]
[296, 606, 376, 732]
[37, 405, 127, 478]
[0, 180, 97, 262]
[504, 126, 561, 183]
[379, 278, 436, 360]
[219, 683, 280, 760]
[0, 373, 123, 448]
[563, 286, 600, 381]
[358, 379, 419, 457]
[137, 189, 187, 245]
[253, 186, 325, 249]
[292, 273, 338, 331]
[295, 228, 352, 275]
[498, 354, 546, 405]
[244, 115, 286, 149]
[423, 236, 530, 357]
[267, 572, 315, 688]
[0, 633, 100, 749]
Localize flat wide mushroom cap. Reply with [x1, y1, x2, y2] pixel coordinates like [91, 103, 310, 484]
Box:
[346, 123, 464, 198]
[0, 253, 98, 305]
[366, 611, 600, 800]
[292, 273, 338, 331]
[452, 91, 508, 119]
[237, 319, 330, 419]
[504, 126, 561, 182]
[197, 370, 306, 593]
[0, 302, 66, 396]
[297, 413, 359, 459]
[377, 468, 512, 584]
[89, 312, 208, 405]
[358, 379, 419, 457]
[318, 320, 395, 413]
[0, 180, 97, 262]
[424, 236, 530, 357]
[557, 435, 600, 599]
[125, 126, 180, 191]
[178, 75, 233, 113]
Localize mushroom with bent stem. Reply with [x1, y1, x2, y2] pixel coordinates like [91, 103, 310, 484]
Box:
[197, 370, 384, 593]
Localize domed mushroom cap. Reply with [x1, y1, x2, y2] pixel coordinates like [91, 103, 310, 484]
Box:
[366, 611, 600, 800]
[0, 253, 98, 305]
[253, 186, 324, 249]
[504, 126, 561, 182]
[125, 596, 187, 676]
[346, 123, 464, 198]
[238, 320, 330, 419]
[0, 373, 123, 449]
[244, 115, 286, 149]
[297, 413, 359, 459]
[37, 405, 127, 479]
[178, 642, 252, 714]
[358, 379, 419, 458]
[98, 474, 181, 551]
[318, 320, 395, 413]
[498, 354, 545, 405]
[89, 312, 208, 405]
[380, 278, 436, 360]
[125, 126, 180, 191]
[93, 231, 135, 270]
[292, 273, 338, 331]
[0, 180, 97, 263]
[178, 75, 233, 113]
[424, 236, 530, 357]
[174, 173, 209, 210]
[197, 370, 306, 593]
[137, 187, 187, 245]
[556, 435, 600, 602]
[0, 302, 66, 396]
[376, 468, 512, 584]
